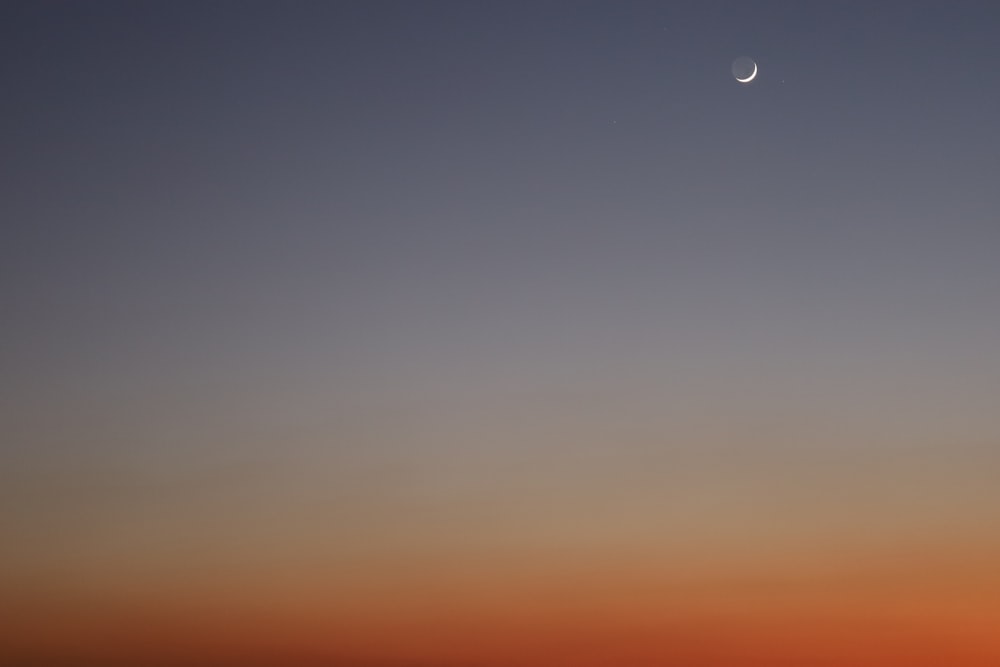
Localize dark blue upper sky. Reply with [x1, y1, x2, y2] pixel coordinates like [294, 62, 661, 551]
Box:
[3, 0, 1000, 470]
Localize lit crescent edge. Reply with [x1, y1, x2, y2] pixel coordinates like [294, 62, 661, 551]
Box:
[736, 62, 757, 83]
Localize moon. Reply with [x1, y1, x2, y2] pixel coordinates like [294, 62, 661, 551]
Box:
[736, 63, 757, 83]
[732, 56, 757, 83]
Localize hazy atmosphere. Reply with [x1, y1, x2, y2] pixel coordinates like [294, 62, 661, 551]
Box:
[2, 1, 999, 665]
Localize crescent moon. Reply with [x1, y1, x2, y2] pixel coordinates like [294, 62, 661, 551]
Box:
[736, 62, 757, 83]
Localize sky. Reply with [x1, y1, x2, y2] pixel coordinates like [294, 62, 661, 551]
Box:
[2, 1, 1000, 665]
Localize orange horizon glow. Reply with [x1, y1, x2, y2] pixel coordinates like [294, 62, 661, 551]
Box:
[4, 539, 999, 666]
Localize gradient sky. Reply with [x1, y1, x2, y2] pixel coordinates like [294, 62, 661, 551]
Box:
[2, 2, 1000, 665]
